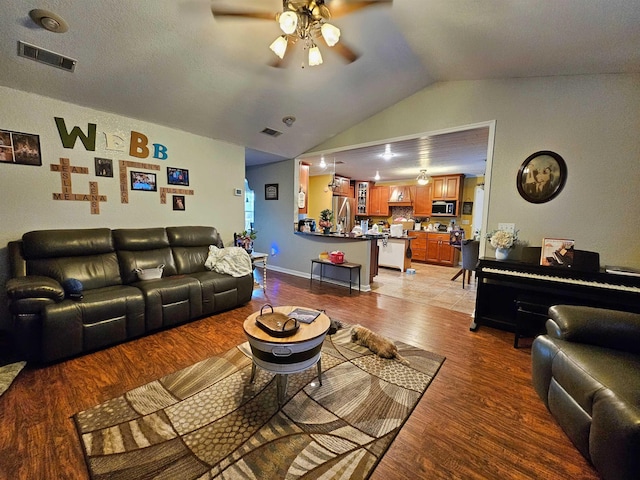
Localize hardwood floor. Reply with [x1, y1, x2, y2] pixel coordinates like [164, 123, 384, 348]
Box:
[0, 270, 599, 479]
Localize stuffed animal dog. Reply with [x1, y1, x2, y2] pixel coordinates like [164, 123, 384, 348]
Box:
[350, 325, 409, 365]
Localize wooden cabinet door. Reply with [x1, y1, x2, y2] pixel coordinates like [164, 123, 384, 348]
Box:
[438, 242, 456, 265]
[356, 181, 369, 215]
[369, 186, 389, 216]
[426, 236, 441, 262]
[432, 177, 446, 199]
[298, 163, 309, 214]
[413, 184, 432, 216]
[444, 176, 461, 200]
[341, 177, 352, 196]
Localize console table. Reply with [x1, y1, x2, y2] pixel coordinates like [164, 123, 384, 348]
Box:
[250, 252, 268, 291]
[310, 258, 361, 294]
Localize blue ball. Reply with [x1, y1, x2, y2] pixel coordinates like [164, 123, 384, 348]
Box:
[62, 278, 84, 295]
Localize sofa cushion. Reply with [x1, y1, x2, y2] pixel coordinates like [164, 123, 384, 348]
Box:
[113, 228, 178, 283]
[22, 229, 122, 289]
[22, 228, 114, 258]
[167, 226, 223, 274]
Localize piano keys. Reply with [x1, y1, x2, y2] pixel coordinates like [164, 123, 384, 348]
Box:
[470, 258, 640, 344]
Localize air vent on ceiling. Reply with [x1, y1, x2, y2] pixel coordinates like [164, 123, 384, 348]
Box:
[18, 41, 76, 72]
[261, 127, 282, 137]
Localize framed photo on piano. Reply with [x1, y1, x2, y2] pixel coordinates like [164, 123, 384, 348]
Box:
[517, 151, 567, 204]
[541, 238, 575, 267]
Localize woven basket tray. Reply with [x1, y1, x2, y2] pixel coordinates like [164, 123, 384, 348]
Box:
[255, 304, 299, 338]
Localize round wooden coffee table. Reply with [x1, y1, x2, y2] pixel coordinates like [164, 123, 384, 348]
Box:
[243, 305, 330, 405]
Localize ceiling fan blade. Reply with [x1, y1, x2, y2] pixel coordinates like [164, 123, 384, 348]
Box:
[318, 36, 359, 63]
[326, 0, 393, 19]
[211, 7, 277, 21]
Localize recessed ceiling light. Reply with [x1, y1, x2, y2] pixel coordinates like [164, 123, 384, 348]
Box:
[29, 9, 69, 33]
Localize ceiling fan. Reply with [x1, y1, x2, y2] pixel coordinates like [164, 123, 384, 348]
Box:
[211, 0, 392, 67]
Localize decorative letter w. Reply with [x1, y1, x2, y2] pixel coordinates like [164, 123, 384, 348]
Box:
[55, 117, 97, 151]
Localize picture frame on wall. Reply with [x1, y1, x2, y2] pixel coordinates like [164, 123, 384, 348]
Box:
[265, 183, 279, 200]
[130, 171, 157, 191]
[167, 167, 189, 186]
[517, 150, 567, 204]
[173, 195, 185, 211]
[0, 129, 42, 166]
[95, 157, 113, 177]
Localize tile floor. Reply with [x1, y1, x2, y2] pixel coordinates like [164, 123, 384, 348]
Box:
[370, 262, 477, 315]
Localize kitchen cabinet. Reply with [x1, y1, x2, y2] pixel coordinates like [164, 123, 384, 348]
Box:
[369, 185, 389, 216]
[431, 174, 464, 201]
[426, 232, 459, 266]
[356, 181, 370, 215]
[332, 176, 351, 196]
[408, 231, 427, 262]
[413, 184, 432, 217]
[298, 162, 309, 214]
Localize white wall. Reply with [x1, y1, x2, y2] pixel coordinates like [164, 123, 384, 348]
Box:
[0, 86, 247, 328]
[309, 74, 640, 268]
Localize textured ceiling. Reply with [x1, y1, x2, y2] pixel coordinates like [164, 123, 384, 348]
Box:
[1, 0, 639, 180]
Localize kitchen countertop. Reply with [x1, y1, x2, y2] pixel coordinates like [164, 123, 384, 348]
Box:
[295, 232, 414, 240]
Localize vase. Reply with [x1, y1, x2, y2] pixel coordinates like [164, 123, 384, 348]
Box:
[495, 247, 510, 260]
[323, 227, 331, 234]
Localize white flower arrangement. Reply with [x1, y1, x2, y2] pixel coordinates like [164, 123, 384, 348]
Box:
[487, 229, 518, 249]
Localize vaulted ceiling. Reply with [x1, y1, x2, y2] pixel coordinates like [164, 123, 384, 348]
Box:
[2, 1, 639, 179]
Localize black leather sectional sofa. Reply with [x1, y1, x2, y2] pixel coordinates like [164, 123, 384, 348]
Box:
[6, 226, 253, 363]
[532, 305, 640, 480]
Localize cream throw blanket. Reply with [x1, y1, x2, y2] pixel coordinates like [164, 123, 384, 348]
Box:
[204, 246, 253, 277]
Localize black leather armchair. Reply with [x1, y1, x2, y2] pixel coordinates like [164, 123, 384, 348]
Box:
[532, 305, 640, 480]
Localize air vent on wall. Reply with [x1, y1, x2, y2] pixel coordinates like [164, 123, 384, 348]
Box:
[18, 41, 76, 72]
[260, 127, 282, 137]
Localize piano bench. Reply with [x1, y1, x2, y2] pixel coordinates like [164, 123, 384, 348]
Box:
[514, 297, 549, 348]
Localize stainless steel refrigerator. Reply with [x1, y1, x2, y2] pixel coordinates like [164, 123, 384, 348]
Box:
[332, 196, 356, 233]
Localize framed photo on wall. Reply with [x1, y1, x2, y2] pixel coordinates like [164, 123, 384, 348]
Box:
[95, 157, 113, 177]
[130, 171, 157, 191]
[173, 195, 185, 211]
[517, 150, 567, 203]
[167, 167, 189, 186]
[0, 129, 41, 166]
[265, 183, 279, 200]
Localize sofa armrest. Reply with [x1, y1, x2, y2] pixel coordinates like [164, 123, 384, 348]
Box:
[6, 275, 65, 302]
[547, 305, 640, 354]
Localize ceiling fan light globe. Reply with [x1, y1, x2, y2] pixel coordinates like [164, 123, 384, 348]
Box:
[308, 45, 323, 66]
[321, 23, 340, 46]
[279, 11, 298, 34]
[270, 36, 288, 59]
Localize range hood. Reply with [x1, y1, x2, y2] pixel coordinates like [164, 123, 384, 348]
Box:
[388, 186, 413, 206]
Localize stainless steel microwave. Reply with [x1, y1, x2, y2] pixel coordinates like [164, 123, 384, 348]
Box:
[431, 201, 455, 215]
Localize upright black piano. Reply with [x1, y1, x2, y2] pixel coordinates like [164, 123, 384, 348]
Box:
[471, 257, 640, 346]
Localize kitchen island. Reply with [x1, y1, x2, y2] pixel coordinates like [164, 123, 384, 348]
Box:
[295, 231, 380, 285]
[377, 236, 414, 272]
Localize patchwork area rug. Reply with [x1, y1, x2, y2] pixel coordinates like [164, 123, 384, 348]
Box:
[73, 327, 445, 479]
[0, 361, 26, 397]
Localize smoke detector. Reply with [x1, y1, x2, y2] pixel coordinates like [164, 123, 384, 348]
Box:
[29, 9, 69, 33]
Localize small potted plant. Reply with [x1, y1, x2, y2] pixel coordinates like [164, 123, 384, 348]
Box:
[319, 209, 334, 234]
[235, 230, 257, 253]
